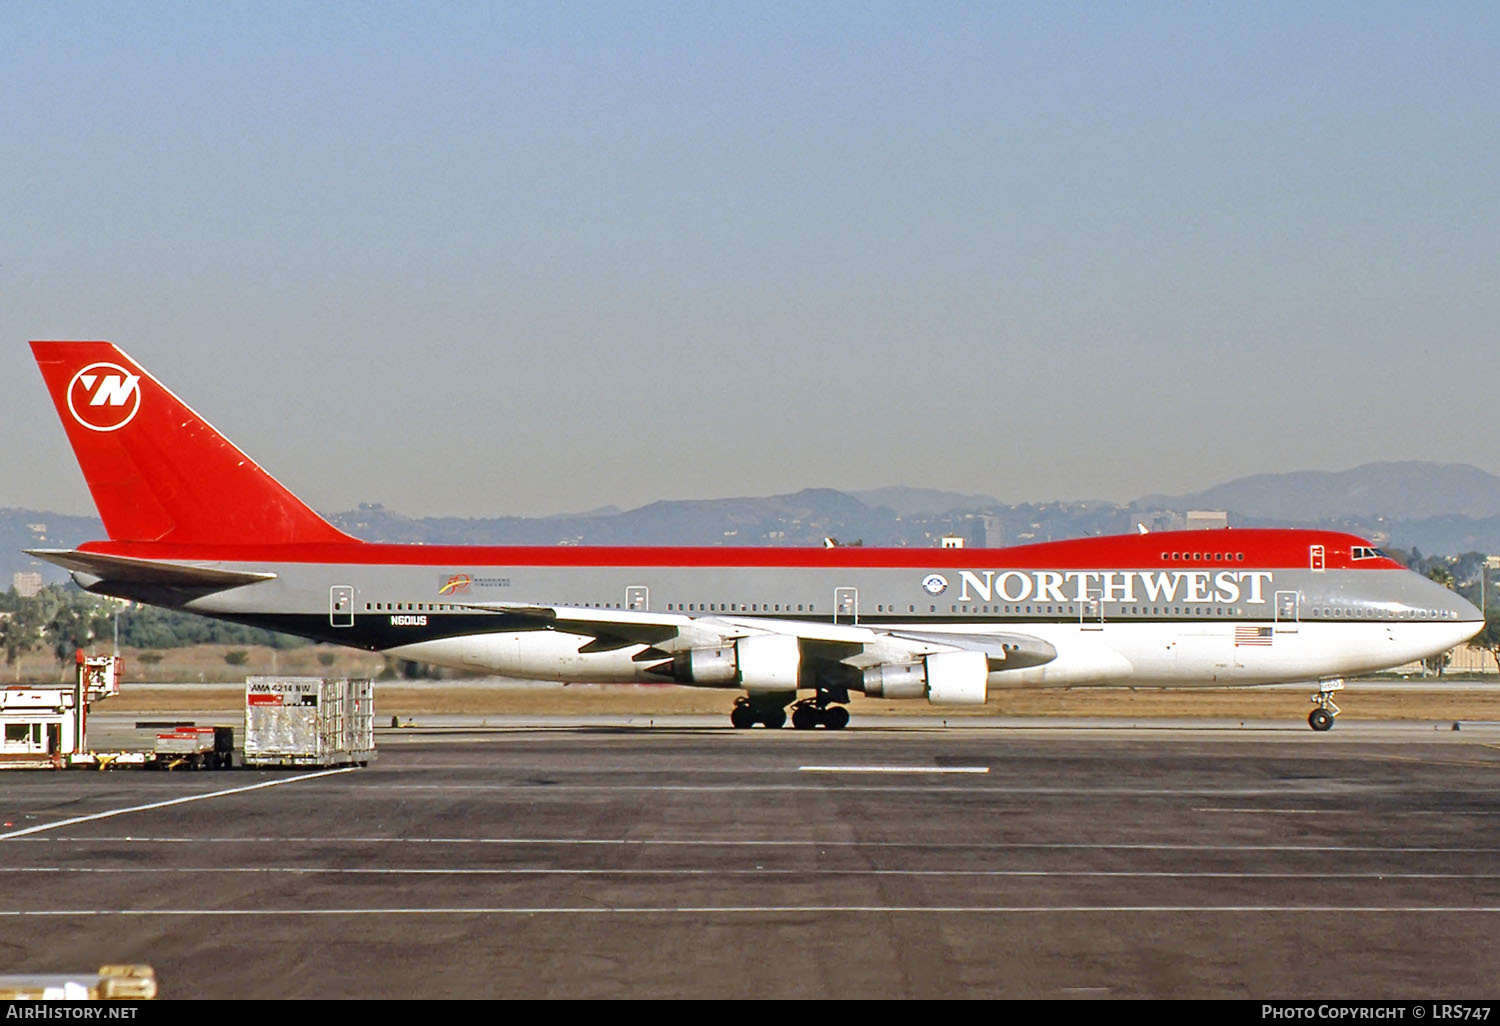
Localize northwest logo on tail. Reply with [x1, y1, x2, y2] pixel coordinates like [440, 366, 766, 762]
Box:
[66, 362, 141, 432]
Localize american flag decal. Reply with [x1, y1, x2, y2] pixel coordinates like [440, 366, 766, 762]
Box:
[1234, 625, 1273, 647]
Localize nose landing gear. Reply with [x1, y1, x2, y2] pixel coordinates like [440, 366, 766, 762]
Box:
[1308, 679, 1343, 731]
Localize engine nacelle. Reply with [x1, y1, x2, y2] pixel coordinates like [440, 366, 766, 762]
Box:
[862, 650, 989, 705]
[664, 635, 802, 692]
[861, 662, 927, 700]
[924, 651, 988, 704]
[683, 646, 738, 686]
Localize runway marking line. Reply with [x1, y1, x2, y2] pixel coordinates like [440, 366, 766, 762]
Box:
[360, 784, 1332, 794]
[13, 837, 1500, 853]
[7, 905, 1500, 917]
[797, 765, 989, 774]
[9, 867, 1500, 880]
[1195, 808, 1335, 815]
[0, 768, 356, 840]
[1197, 808, 1500, 816]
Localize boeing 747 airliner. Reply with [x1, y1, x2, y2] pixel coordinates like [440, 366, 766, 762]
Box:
[27, 341, 1482, 730]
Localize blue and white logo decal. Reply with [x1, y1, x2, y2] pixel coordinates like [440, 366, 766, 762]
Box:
[921, 573, 948, 596]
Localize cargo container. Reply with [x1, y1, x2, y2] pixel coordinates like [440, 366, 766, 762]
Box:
[243, 677, 375, 767]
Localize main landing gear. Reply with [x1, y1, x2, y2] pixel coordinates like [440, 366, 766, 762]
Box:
[790, 698, 849, 731]
[1308, 679, 1344, 732]
[729, 691, 850, 730]
[730, 695, 786, 729]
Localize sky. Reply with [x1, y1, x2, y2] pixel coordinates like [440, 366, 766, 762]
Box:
[3, 2, 1498, 518]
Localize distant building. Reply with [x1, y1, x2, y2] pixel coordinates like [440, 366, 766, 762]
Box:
[983, 515, 1004, 548]
[947, 515, 989, 549]
[12, 572, 42, 598]
[1185, 510, 1229, 531]
[939, 535, 965, 549]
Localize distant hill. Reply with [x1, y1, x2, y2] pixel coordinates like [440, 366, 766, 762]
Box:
[848, 487, 1001, 517]
[1136, 462, 1500, 522]
[333, 489, 908, 548]
[1360, 513, 1500, 555]
[0, 509, 105, 586]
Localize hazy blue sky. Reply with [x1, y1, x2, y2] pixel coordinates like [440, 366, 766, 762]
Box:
[4, 2, 1497, 518]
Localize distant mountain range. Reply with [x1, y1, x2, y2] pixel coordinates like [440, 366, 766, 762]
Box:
[2, 509, 110, 587]
[1136, 462, 1500, 522]
[336, 488, 907, 547]
[848, 487, 1003, 517]
[9, 461, 1500, 586]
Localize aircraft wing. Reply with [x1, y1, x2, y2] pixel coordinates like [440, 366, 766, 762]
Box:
[884, 629, 1057, 669]
[457, 601, 1056, 670]
[455, 602, 747, 652]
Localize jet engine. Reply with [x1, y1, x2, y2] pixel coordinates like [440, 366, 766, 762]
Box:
[862, 650, 988, 705]
[652, 634, 802, 692]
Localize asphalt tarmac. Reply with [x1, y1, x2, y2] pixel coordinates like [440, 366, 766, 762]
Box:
[4, 718, 1500, 999]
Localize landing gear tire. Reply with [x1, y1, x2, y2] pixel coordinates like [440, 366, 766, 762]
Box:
[790, 697, 850, 730]
[1307, 679, 1343, 732]
[731, 694, 792, 729]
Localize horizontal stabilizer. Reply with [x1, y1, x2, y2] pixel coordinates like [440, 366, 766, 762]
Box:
[26, 549, 277, 589]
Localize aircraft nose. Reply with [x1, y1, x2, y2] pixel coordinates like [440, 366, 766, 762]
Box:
[1425, 575, 1483, 629]
[1404, 570, 1483, 639]
[1451, 589, 1483, 624]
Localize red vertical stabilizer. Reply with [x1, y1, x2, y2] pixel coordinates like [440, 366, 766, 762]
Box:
[30, 341, 356, 545]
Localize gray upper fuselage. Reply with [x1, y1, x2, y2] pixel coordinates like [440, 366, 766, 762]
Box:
[68, 529, 1480, 652]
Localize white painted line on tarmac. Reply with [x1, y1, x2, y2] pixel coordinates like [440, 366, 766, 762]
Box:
[11, 836, 1500, 853]
[1196, 807, 1500, 816]
[360, 784, 1332, 794]
[798, 765, 990, 774]
[5, 904, 1500, 917]
[0, 768, 356, 840]
[1194, 808, 1330, 814]
[319, 784, 1005, 795]
[8, 867, 1500, 880]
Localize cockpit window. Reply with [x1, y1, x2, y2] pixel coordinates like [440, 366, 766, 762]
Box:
[1352, 546, 1392, 561]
